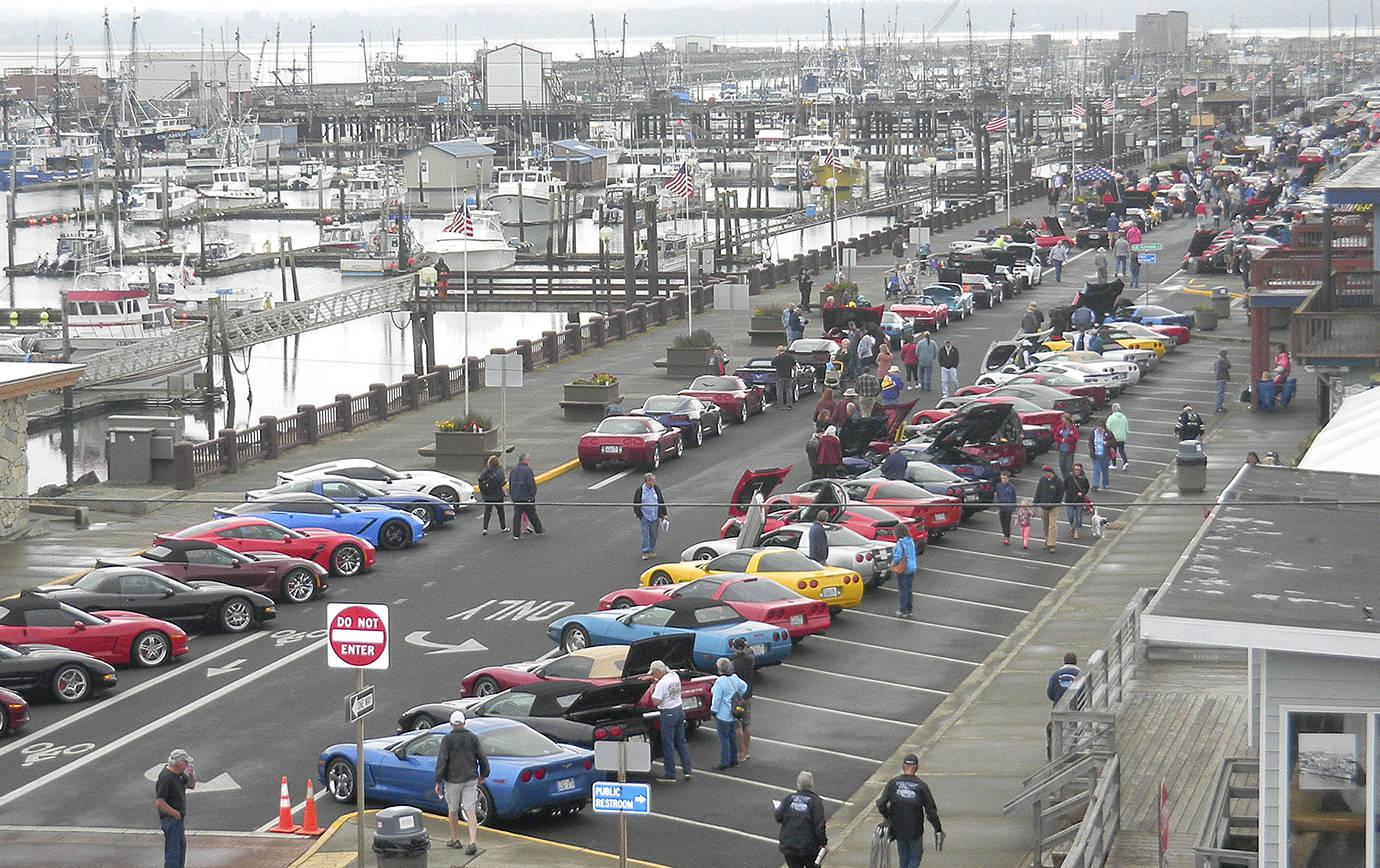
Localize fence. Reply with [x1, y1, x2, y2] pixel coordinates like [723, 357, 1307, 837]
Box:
[1194, 757, 1260, 868]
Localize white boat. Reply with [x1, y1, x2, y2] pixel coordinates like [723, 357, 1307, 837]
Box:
[169, 284, 274, 315]
[198, 166, 267, 209]
[429, 209, 517, 271]
[58, 270, 178, 350]
[340, 222, 422, 274]
[127, 181, 199, 223]
[486, 168, 577, 226]
[770, 161, 811, 190]
[45, 227, 112, 274]
[319, 222, 368, 250]
[343, 168, 399, 213]
[289, 158, 336, 191]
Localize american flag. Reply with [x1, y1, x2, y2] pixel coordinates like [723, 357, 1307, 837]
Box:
[1181, 84, 1198, 97]
[1246, 72, 1256, 83]
[985, 112, 1009, 133]
[1102, 96, 1115, 111]
[1072, 103, 1087, 117]
[443, 204, 473, 236]
[664, 163, 695, 198]
[823, 148, 846, 171]
[1140, 94, 1159, 107]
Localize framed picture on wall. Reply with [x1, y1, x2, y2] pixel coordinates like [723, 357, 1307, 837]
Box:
[1298, 732, 1364, 790]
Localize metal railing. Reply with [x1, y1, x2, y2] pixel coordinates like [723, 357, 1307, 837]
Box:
[1049, 588, 1152, 757]
[1003, 752, 1119, 868]
[1293, 273, 1380, 361]
[1194, 757, 1260, 868]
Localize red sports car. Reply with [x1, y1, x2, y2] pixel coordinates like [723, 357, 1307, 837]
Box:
[0, 593, 189, 667]
[920, 395, 1064, 430]
[1, 685, 29, 736]
[959, 374, 1108, 409]
[678, 375, 766, 423]
[597, 574, 831, 641]
[167, 516, 376, 577]
[577, 415, 683, 471]
[890, 296, 949, 329]
[104, 538, 329, 604]
[723, 468, 929, 543]
[795, 478, 963, 535]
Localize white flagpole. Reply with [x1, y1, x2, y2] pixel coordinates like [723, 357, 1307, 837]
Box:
[1004, 117, 1012, 224]
[463, 206, 470, 417]
[686, 186, 693, 335]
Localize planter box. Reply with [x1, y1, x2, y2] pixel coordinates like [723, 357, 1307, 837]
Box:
[421, 428, 499, 475]
[1194, 309, 1219, 331]
[563, 383, 621, 405]
[665, 345, 713, 379]
[749, 316, 787, 347]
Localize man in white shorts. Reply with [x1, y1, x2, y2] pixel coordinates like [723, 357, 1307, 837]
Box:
[432, 710, 489, 854]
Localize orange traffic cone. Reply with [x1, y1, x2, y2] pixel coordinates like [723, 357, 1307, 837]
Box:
[296, 780, 323, 836]
[269, 776, 301, 834]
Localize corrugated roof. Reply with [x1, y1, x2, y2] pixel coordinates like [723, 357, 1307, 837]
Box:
[552, 139, 608, 158]
[424, 140, 496, 158]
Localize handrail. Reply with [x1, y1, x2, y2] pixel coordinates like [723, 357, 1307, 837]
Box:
[1061, 755, 1121, 868]
[1004, 752, 1105, 816]
[1194, 757, 1260, 868]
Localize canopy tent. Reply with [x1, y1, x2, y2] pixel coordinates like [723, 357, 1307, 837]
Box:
[1076, 166, 1116, 183]
[1298, 387, 1380, 475]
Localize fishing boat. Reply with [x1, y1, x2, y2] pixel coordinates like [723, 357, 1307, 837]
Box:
[198, 166, 267, 209]
[486, 167, 577, 226]
[343, 168, 400, 213]
[429, 209, 517, 271]
[169, 284, 274, 315]
[770, 161, 811, 190]
[319, 222, 368, 250]
[42, 227, 112, 274]
[808, 140, 867, 190]
[127, 181, 199, 223]
[339, 221, 423, 275]
[57, 270, 179, 350]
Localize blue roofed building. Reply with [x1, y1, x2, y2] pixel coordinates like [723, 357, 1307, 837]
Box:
[548, 140, 609, 186]
[401, 139, 497, 208]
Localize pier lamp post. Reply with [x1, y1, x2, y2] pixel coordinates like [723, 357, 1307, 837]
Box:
[925, 156, 938, 214]
[598, 225, 615, 314]
[1170, 102, 1180, 150]
[826, 175, 839, 276]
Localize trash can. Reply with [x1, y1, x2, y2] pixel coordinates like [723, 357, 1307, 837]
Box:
[1257, 380, 1278, 410]
[373, 805, 429, 861]
[1175, 440, 1208, 494]
[1211, 285, 1231, 319]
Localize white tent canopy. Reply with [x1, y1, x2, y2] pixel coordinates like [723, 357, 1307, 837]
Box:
[1298, 387, 1380, 475]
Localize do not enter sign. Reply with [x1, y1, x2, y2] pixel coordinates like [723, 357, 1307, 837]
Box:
[327, 603, 390, 670]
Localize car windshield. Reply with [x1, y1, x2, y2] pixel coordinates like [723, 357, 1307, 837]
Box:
[641, 397, 685, 413]
[789, 340, 832, 352]
[721, 581, 796, 603]
[689, 377, 738, 391]
[741, 358, 772, 368]
[479, 723, 563, 758]
[0, 642, 21, 658]
[144, 545, 175, 561]
[905, 463, 959, 483]
[755, 550, 825, 572]
[595, 418, 649, 435]
[876, 481, 928, 499]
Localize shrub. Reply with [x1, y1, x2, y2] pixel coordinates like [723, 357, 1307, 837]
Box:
[672, 329, 716, 348]
[436, 411, 493, 432]
[569, 373, 619, 386]
[753, 304, 785, 318]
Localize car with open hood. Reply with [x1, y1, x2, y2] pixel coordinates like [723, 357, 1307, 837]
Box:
[577, 415, 683, 471]
[630, 395, 724, 447]
[35, 567, 276, 634]
[547, 597, 794, 668]
[678, 375, 766, 423]
[599, 575, 832, 640]
[900, 401, 1027, 475]
[99, 537, 328, 604]
[216, 493, 426, 551]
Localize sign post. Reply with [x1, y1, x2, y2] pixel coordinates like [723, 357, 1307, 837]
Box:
[1158, 779, 1170, 868]
[593, 740, 652, 868]
[484, 353, 523, 450]
[327, 603, 390, 862]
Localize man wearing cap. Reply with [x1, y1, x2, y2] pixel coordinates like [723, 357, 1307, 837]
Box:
[155, 748, 196, 868]
[434, 710, 490, 854]
[876, 754, 945, 868]
[1034, 464, 1064, 553]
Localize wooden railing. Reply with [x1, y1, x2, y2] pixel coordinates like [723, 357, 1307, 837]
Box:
[1194, 757, 1260, 868]
[1293, 273, 1380, 361]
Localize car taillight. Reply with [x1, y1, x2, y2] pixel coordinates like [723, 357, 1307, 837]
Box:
[669, 414, 690, 422]
[776, 631, 787, 641]
[855, 553, 865, 562]
[519, 769, 532, 782]
[584, 759, 595, 770]
[865, 553, 874, 561]
[797, 580, 808, 590]
[809, 579, 819, 589]
[946, 486, 963, 497]
[534, 767, 547, 780]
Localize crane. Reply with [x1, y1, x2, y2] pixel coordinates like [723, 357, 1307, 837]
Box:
[929, 0, 962, 39]
[590, 15, 599, 94]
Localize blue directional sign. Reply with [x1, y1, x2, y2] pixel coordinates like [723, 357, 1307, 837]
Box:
[591, 781, 651, 814]
[1138, 253, 1157, 264]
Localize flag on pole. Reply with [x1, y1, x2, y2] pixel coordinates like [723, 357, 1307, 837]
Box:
[664, 162, 695, 198]
[1072, 103, 1087, 117]
[1180, 84, 1198, 97]
[443, 203, 473, 236]
[985, 112, 1009, 132]
[1102, 96, 1115, 111]
[822, 148, 845, 171]
[1246, 72, 1256, 83]
[1140, 94, 1159, 107]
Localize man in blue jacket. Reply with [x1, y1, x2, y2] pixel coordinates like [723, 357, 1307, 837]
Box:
[508, 454, 543, 540]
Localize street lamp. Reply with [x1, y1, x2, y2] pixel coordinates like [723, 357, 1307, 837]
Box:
[925, 156, 938, 214]
[825, 176, 839, 279]
[598, 224, 615, 314]
[1171, 102, 1180, 149]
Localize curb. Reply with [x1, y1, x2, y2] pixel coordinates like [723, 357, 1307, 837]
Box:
[535, 458, 581, 484]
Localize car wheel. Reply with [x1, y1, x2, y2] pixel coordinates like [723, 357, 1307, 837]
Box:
[648, 447, 661, 471]
[325, 758, 356, 803]
[649, 570, 674, 586]
[685, 718, 702, 733]
[689, 424, 703, 447]
[693, 548, 718, 561]
[609, 596, 636, 609]
[131, 631, 171, 668]
[713, 414, 726, 437]
[411, 712, 439, 730]
[0, 706, 7, 737]
[377, 519, 411, 550]
[50, 664, 91, 703]
[330, 543, 366, 577]
[560, 624, 591, 652]
[218, 597, 255, 633]
[431, 486, 459, 505]
[673, 437, 684, 459]
[475, 785, 494, 826]
[409, 505, 435, 529]
[472, 676, 502, 697]
[281, 567, 319, 603]
[737, 403, 748, 423]
[791, 382, 800, 402]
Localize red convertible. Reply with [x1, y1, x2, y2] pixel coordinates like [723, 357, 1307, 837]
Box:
[959, 373, 1109, 409]
[597, 575, 831, 641]
[0, 593, 189, 667]
[794, 478, 963, 536]
[167, 516, 376, 577]
[577, 415, 683, 471]
[679, 375, 766, 423]
[889, 295, 949, 329]
[722, 469, 928, 543]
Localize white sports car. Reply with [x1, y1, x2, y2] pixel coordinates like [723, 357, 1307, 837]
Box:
[1033, 352, 1141, 386]
[276, 458, 476, 507]
[975, 361, 1122, 393]
[678, 522, 894, 586]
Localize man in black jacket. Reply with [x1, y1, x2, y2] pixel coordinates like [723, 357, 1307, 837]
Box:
[508, 453, 543, 539]
[776, 770, 828, 868]
[937, 340, 960, 398]
[433, 711, 490, 854]
[1033, 464, 1063, 553]
[772, 345, 796, 409]
[632, 473, 668, 559]
[876, 754, 944, 868]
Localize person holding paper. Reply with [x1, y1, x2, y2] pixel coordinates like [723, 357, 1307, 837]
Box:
[632, 473, 669, 560]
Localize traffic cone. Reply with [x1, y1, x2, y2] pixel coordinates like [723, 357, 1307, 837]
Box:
[269, 776, 301, 834]
[296, 780, 323, 836]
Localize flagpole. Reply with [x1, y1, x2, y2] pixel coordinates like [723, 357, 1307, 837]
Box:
[463, 204, 470, 418]
[686, 189, 692, 335]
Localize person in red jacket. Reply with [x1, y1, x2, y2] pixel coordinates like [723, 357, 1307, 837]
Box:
[900, 338, 919, 384]
[814, 426, 843, 478]
[1053, 413, 1080, 477]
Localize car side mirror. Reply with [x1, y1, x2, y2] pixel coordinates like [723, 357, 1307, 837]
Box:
[283, 535, 292, 543]
[163, 590, 176, 598]
[232, 561, 241, 568]
[332, 508, 342, 516]
[74, 621, 85, 630]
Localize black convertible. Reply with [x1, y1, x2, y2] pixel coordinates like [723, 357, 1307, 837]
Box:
[36, 567, 277, 634]
[0, 641, 118, 703]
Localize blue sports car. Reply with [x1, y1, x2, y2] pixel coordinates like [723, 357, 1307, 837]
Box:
[1107, 303, 1196, 331]
[216, 492, 425, 550]
[630, 395, 725, 448]
[318, 717, 602, 825]
[244, 476, 456, 529]
[731, 357, 818, 402]
[547, 597, 792, 670]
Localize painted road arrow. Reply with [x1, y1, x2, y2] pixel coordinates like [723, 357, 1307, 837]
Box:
[403, 631, 489, 655]
[143, 764, 241, 793]
[206, 658, 247, 677]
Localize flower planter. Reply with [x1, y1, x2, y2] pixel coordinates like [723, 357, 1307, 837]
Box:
[562, 383, 621, 405]
[424, 428, 499, 475]
[665, 345, 713, 378]
[1194, 308, 1218, 331]
[749, 316, 787, 347]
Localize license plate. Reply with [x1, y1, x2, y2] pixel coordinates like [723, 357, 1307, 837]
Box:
[933, 512, 947, 522]
[751, 643, 768, 655]
[820, 587, 841, 599]
[790, 615, 805, 626]
[600, 445, 621, 453]
[556, 777, 576, 792]
[683, 696, 701, 709]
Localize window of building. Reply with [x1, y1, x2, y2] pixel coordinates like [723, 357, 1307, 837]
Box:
[1285, 710, 1374, 867]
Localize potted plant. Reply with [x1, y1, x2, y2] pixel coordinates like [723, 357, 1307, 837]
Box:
[563, 372, 621, 406]
[666, 329, 717, 378]
[432, 411, 498, 457]
[1193, 304, 1219, 331]
[749, 305, 787, 345]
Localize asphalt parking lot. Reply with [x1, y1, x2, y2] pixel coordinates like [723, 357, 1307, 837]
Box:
[0, 209, 1228, 866]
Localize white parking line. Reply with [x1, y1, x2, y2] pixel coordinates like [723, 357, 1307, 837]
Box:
[749, 735, 885, 765]
[588, 469, 634, 490]
[843, 607, 1007, 638]
[0, 632, 266, 761]
[779, 663, 950, 696]
[955, 525, 1094, 550]
[646, 811, 779, 844]
[654, 762, 847, 805]
[927, 540, 1090, 562]
[909, 565, 1051, 591]
[809, 634, 981, 666]
[0, 638, 325, 809]
[868, 583, 1029, 614]
[753, 696, 918, 727]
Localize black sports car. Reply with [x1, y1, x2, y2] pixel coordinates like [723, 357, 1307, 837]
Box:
[630, 394, 725, 448]
[1, 685, 27, 736]
[37, 567, 277, 634]
[0, 641, 118, 703]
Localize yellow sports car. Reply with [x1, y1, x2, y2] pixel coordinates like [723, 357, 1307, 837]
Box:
[1042, 333, 1165, 357]
[638, 546, 865, 610]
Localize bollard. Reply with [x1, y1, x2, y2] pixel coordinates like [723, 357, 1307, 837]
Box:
[259, 416, 280, 459]
[297, 405, 320, 444]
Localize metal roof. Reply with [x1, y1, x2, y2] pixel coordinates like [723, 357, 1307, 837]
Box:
[423, 140, 496, 159]
[552, 139, 608, 159]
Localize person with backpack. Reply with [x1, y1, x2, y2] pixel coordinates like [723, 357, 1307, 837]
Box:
[730, 638, 756, 761]
[477, 455, 507, 536]
[1087, 421, 1117, 491]
[706, 347, 727, 376]
[891, 524, 919, 619]
[710, 657, 748, 770]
